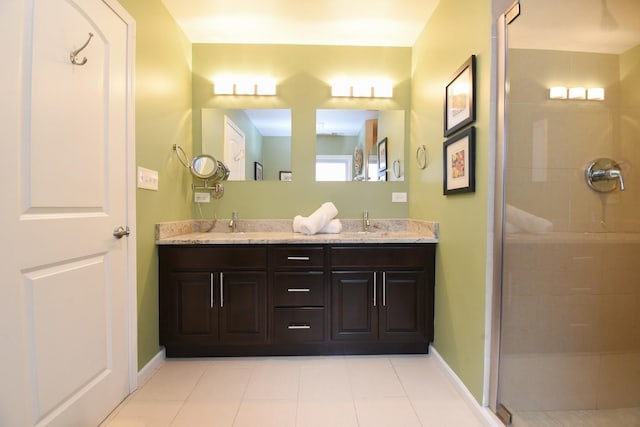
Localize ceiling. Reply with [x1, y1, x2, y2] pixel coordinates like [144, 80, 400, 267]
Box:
[160, 0, 440, 47]
[160, 0, 640, 53]
[510, 0, 640, 54]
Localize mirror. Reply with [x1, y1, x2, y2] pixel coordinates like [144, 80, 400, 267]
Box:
[191, 155, 217, 179]
[315, 109, 405, 182]
[201, 109, 292, 181]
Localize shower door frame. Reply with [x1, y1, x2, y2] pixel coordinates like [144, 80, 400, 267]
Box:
[489, 0, 520, 419]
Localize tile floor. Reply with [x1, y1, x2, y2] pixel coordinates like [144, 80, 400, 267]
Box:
[101, 354, 486, 427]
[512, 407, 640, 427]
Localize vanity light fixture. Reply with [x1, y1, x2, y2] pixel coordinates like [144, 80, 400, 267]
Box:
[549, 86, 604, 101]
[568, 87, 586, 100]
[331, 79, 393, 98]
[587, 87, 605, 101]
[213, 77, 277, 96]
[549, 86, 568, 99]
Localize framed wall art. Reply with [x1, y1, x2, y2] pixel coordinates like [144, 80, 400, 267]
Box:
[254, 161, 263, 181]
[443, 126, 476, 195]
[444, 55, 476, 137]
[279, 171, 292, 181]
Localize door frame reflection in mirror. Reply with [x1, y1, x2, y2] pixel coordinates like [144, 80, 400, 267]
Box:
[201, 108, 292, 181]
[315, 109, 405, 182]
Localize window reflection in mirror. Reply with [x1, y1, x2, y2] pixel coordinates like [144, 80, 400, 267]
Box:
[315, 109, 405, 182]
[201, 109, 292, 181]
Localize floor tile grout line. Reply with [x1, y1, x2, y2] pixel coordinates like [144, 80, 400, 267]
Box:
[390, 356, 425, 426]
[168, 361, 209, 426]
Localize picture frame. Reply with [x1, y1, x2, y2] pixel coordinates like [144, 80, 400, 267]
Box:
[444, 55, 476, 137]
[254, 161, 263, 181]
[279, 170, 292, 181]
[377, 137, 387, 172]
[443, 126, 476, 195]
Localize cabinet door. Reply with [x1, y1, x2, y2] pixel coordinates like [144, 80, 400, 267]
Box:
[219, 271, 267, 344]
[165, 272, 218, 346]
[331, 271, 378, 341]
[379, 271, 426, 341]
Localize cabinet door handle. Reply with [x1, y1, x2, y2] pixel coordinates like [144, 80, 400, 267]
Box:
[219, 272, 224, 308]
[382, 272, 386, 307]
[287, 324, 311, 330]
[287, 256, 310, 261]
[210, 273, 214, 308]
[373, 272, 377, 307]
[287, 288, 310, 292]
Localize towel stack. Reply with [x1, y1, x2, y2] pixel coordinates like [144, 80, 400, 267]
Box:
[293, 202, 342, 235]
[505, 204, 553, 233]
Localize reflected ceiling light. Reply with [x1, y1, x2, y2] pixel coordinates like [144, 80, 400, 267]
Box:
[549, 86, 567, 99]
[568, 87, 586, 100]
[587, 87, 605, 101]
[213, 76, 277, 96]
[331, 78, 393, 98]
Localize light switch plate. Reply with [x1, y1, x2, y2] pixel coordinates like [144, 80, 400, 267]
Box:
[392, 192, 407, 202]
[194, 192, 210, 203]
[137, 166, 158, 191]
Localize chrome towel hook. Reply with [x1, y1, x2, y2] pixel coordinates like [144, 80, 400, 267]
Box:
[70, 32, 94, 66]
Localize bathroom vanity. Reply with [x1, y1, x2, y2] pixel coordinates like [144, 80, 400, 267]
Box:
[157, 221, 437, 357]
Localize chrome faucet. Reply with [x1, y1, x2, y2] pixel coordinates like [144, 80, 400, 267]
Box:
[363, 210, 370, 232]
[229, 211, 238, 233]
[585, 158, 625, 192]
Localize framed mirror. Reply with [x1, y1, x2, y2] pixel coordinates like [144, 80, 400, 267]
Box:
[315, 109, 405, 182]
[202, 108, 292, 181]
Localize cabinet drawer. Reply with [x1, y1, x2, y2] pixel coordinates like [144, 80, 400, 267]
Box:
[272, 272, 324, 306]
[273, 308, 325, 343]
[160, 245, 267, 269]
[270, 246, 325, 269]
[330, 245, 430, 269]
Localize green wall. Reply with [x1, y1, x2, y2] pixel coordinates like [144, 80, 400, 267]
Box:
[191, 44, 412, 220]
[409, 0, 492, 403]
[119, 0, 496, 402]
[117, 0, 194, 369]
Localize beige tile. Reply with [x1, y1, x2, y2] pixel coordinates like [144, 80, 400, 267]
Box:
[354, 397, 421, 427]
[187, 365, 251, 402]
[345, 356, 405, 398]
[296, 400, 358, 427]
[512, 411, 562, 427]
[101, 400, 183, 427]
[131, 360, 208, 402]
[243, 359, 300, 400]
[597, 352, 640, 408]
[298, 359, 352, 401]
[170, 401, 239, 427]
[411, 399, 482, 426]
[393, 362, 460, 400]
[234, 399, 296, 427]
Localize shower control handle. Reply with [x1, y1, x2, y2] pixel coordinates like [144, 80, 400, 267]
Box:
[585, 158, 625, 193]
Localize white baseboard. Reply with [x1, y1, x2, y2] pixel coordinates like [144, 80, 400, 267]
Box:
[429, 345, 502, 427]
[136, 347, 165, 387]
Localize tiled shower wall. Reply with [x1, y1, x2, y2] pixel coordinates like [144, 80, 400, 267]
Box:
[499, 47, 640, 411]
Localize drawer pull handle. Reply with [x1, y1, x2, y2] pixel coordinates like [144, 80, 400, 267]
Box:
[287, 256, 310, 261]
[287, 288, 310, 292]
[287, 324, 311, 330]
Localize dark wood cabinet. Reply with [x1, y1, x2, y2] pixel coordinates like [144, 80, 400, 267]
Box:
[269, 246, 328, 346]
[159, 243, 434, 357]
[159, 245, 267, 356]
[330, 245, 433, 347]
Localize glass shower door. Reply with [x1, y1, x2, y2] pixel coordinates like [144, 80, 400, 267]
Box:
[497, 0, 640, 425]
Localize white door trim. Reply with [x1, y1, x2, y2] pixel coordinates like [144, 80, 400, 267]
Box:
[102, 0, 138, 393]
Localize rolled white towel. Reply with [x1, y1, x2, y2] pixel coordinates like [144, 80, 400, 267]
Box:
[293, 202, 339, 235]
[505, 204, 553, 233]
[318, 219, 342, 234]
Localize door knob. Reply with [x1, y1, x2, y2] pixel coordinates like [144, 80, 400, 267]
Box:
[113, 226, 130, 238]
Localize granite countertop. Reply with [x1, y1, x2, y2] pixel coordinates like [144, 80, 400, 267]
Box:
[156, 219, 439, 245]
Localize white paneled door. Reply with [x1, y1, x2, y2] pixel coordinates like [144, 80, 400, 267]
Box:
[0, 0, 136, 426]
